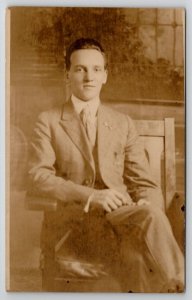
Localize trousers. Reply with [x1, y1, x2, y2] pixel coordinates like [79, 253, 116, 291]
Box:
[105, 204, 184, 292]
[42, 202, 184, 292]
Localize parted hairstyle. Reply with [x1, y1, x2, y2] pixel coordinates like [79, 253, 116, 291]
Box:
[65, 38, 108, 70]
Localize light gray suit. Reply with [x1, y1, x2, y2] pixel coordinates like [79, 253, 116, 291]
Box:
[28, 100, 164, 207]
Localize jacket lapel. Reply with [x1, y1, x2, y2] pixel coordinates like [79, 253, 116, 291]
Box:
[59, 100, 95, 170]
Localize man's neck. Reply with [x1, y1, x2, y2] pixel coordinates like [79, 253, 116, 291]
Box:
[71, 94, 100, 116]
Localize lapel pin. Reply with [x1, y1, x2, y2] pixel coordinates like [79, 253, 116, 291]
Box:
[104, 122, 113, 130]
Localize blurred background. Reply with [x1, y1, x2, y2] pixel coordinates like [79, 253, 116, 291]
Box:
[8, 7, 185, 290]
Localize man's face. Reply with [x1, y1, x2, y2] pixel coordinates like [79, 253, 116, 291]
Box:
[67, 49, 108, 101]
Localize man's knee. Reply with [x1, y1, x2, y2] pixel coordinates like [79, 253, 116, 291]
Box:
[135, 204, 170, 227]
[136, 204, 163, 220]
[106, 204, 165, 229]
[135, 205, 173, 239]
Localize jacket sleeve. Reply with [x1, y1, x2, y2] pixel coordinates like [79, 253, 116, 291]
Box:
[27, 112, 94, 204]
[123, 116, 165, 210]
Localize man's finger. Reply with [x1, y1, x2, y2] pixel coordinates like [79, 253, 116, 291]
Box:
[124, 194, 134, 205]
[109, 194, 123, 206]
[106, 192, 122, 206]
[110, 189, 127, 203]
[112, 189, 133, 205]
[113, 198, 123, 206]
[107, 199, 118, 210]
[103, 203, 112, 213]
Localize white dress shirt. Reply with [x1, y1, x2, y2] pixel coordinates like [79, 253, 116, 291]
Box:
[71, 94, 100, 120]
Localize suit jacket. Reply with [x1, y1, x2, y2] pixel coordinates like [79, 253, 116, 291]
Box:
[28, 100, 164, 210]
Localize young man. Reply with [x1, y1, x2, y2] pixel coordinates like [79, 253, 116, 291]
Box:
[28, 38, 184, 292]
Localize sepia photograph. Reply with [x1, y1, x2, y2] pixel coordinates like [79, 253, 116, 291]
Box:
[6, 6, 185, 293]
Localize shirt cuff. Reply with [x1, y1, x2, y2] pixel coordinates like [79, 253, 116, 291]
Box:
[84, 192, 94, 213]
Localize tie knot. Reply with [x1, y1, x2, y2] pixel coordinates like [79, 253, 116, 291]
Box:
[80, 105, 91, 123]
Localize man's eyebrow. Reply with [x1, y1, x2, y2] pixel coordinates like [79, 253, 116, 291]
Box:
[74, 64, 85, 68]
[74, 64, 103, 67]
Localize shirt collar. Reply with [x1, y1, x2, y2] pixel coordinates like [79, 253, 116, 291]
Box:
[71, 94, 100, 117]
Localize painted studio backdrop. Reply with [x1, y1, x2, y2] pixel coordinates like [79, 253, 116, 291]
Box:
[8, 7, 184, 291]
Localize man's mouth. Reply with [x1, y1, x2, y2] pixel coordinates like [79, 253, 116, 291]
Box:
[83, 85, 95, 88]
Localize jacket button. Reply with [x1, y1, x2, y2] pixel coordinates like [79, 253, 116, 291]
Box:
[84, 178, 92, 186]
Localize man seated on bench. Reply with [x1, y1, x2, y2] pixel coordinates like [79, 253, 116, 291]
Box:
[28, 38, 184, 292]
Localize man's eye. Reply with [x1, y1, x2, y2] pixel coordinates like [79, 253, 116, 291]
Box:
[76, 67, 84, 72]
[95, 67, 102, 72]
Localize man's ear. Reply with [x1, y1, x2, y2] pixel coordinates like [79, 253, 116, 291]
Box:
[103, 69, 108, 84]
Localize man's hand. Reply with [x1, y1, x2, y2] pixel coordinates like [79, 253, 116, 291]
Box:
[88, 189, 134, 213]
[137, 199, 150, 206]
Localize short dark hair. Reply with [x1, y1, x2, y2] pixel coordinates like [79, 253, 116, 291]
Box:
[65, 38, 107, 70]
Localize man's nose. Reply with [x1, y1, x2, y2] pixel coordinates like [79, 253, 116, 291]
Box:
[84, 70, 94, 81]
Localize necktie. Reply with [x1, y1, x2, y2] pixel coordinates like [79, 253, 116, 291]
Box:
[80, 105, 96, 148]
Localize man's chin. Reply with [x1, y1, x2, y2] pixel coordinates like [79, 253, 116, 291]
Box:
[79, 95, 98, 102]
